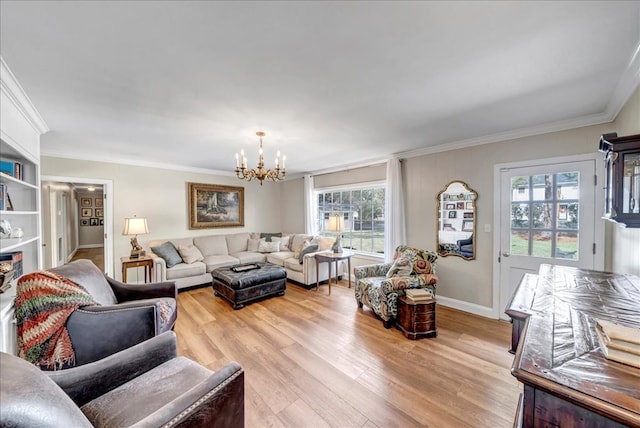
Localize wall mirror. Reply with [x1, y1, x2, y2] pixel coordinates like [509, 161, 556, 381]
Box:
[436, 181, 478, 260]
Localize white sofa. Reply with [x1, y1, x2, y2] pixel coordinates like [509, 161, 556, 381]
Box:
[144, 232, 341, 290]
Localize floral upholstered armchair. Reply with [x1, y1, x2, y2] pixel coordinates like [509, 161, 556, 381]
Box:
[354, 245, 438, 328]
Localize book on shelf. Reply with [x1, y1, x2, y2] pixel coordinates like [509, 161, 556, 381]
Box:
[0, 184, 13, 211]
[0, 251, 23, 277]
[0, 160, 23, 180]
[595, 320, 640, 369]
[405, 288, 435, 302]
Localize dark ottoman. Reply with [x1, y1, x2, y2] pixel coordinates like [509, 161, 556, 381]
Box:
[212, 262, 287, 309]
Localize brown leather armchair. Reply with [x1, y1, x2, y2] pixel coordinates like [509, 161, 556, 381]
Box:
[19, 259, 178, 369]
[0, 332, 244, 427]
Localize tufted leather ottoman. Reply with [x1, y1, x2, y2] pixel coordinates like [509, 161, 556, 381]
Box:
[211, 262, 286, 309]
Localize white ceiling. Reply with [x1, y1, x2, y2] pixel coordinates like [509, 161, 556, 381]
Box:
[1, 1, 639, 177]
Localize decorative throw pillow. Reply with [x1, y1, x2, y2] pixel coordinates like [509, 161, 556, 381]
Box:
[298, 244, 319, 264]
[247, 238, 260, 252]
[260, 232, 282, 242]
[150, 241, 183, 268]
[387, 256, 413, 278]
[177, 244, 204, 264]
[258, 239, 280, 253]
[272, 236, 290, 251]
[293, 239, 311, 259]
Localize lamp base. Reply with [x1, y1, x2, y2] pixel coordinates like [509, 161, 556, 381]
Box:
[332, 235, 343, 253]
[130, 249, 146, 259]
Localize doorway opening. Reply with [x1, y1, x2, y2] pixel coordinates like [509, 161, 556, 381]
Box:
[41, 176, 113, 276]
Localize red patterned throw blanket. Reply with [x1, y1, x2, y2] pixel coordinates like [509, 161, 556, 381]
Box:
[16, 270, 98, 369]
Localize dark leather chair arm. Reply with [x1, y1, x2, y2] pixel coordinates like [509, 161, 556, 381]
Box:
[65, 305, 156, 367]
[107, 276, 177, 302]
[457, 236, 473, 246]
[46, 332, 178, 406]
[159, 362, 245, 428]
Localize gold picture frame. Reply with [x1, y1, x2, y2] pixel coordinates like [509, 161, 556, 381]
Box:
[188, 182, 244, 229]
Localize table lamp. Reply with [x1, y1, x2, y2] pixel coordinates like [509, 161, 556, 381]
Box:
[327, 214, 344, 253]
[122, 216, 149, 259]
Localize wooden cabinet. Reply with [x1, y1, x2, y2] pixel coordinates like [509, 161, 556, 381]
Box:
[599, 132, 640, 227]
[0, 57, 48, 354]
[397, 296, 437, 339]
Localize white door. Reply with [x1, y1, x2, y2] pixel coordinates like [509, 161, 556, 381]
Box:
[497, 158, 599, 319]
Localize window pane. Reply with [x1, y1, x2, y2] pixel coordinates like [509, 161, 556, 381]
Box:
[557, 202, 578, 230]
[623, 153, 640, 214]
[511, 203, 529, 228]
[532, 231, 553, 257]
[532, 174, 553, 201]
[511, 176, 529, 202]
[511, 230, 529, 256]
[532, 203, 553, 229]
[556, 231, 578, 259]
[556, 172, 579, 200]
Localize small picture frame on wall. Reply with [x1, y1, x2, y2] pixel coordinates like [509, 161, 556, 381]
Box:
[90, 217, 99, 226]
[465, 201, 473, 209]
[445, 203, 455, 210]
[99, 219, 104, 226]
[95, 208, 104, 217]
[463, 212, 474, 218]
[448, 211, 457, 218]
[456, 202, 465, 210]
[81, 198, 92, 207]
[95, 197, 103, 207]
[462, 220, 474, 231]
[443, 223, 455, 231]
[81, 208, 92, 217]
[80, 219, 89, 226]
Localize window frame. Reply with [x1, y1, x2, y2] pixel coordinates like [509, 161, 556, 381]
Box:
[314, 180, 386, 257]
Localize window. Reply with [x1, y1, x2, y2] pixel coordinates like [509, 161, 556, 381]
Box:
[316, 183, 385, 255]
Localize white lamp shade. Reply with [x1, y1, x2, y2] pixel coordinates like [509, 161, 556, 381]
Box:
[122, 217, 149, 235]
[327, 215, 344, 232]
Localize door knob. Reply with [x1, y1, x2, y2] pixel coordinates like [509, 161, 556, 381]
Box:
[502, 252, 510, 257]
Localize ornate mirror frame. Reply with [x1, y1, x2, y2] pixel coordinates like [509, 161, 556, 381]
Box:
[436, 181, 478, 260]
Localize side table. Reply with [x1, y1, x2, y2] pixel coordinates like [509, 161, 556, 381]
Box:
[314, 251, 352, 295]
[121, 256, 153, 284]
[397, 296, 437, 339]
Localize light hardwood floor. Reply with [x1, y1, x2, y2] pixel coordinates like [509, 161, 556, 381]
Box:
[175, 281, 522, 428]
[70, 247, 104, 271]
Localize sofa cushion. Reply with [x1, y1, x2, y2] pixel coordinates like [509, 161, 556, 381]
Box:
[386, 256, 412, 277]
[194, 235, 229, 257]
[311, 236, 335, 251]
[231, 252, 266, 264]
[166, 262, 206, 280]
[293, 239, 311, 259]
[260, 232, 282, 242]
[272, 236, 290, 251]
[203, 255, 239, 272]
[299, 244, 319, 263]
[284, 258, 303, 272]
[177, 244, 204, 264]
[150, 242, 183, 269]
[290, 234, 312, 255]
[247, 238, 260, 252]
[226, 233, 250, 254]
[258, 239, 280, 253]
[265, 251, 294, 266]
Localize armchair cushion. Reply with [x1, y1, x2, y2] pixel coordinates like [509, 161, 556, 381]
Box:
[386, 257, 412, 277]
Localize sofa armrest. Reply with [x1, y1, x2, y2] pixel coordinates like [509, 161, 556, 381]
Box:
[107, 276, 177, 302]
[149, 361, 245, 428]
[354, 263, 393, 280]
[65, 305, 157, 367]
[46, 332, 178, 406]
[148, 253, 167, 282]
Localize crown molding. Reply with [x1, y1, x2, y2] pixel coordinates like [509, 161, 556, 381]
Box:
[604, 41, 640, 119]
[40, 150, 235, 177]
[0, 56, 49, 135]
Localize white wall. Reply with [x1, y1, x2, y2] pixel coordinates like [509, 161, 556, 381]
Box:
[40, 158, 282, 279]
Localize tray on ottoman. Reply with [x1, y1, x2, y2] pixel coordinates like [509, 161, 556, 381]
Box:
[212, 262, 286, 309]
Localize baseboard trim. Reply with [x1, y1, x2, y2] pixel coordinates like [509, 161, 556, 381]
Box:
[436, 296, 497, 319]
[78, 244, 104, 249]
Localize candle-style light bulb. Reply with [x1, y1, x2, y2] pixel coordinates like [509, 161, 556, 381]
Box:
[283, 155, 286, 170]
[235, 153, 239, 168]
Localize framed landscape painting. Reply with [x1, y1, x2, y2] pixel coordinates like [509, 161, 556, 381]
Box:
[188, 182, 244, 229]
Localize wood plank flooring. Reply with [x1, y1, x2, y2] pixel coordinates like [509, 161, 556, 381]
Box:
[70, 247, 104, 271]
[175, 281, 522, 428]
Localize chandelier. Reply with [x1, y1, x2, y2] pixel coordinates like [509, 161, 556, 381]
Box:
[235, 131, 286, 185]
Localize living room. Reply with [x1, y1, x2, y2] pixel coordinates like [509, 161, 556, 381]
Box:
[1, 2, 639, 427]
